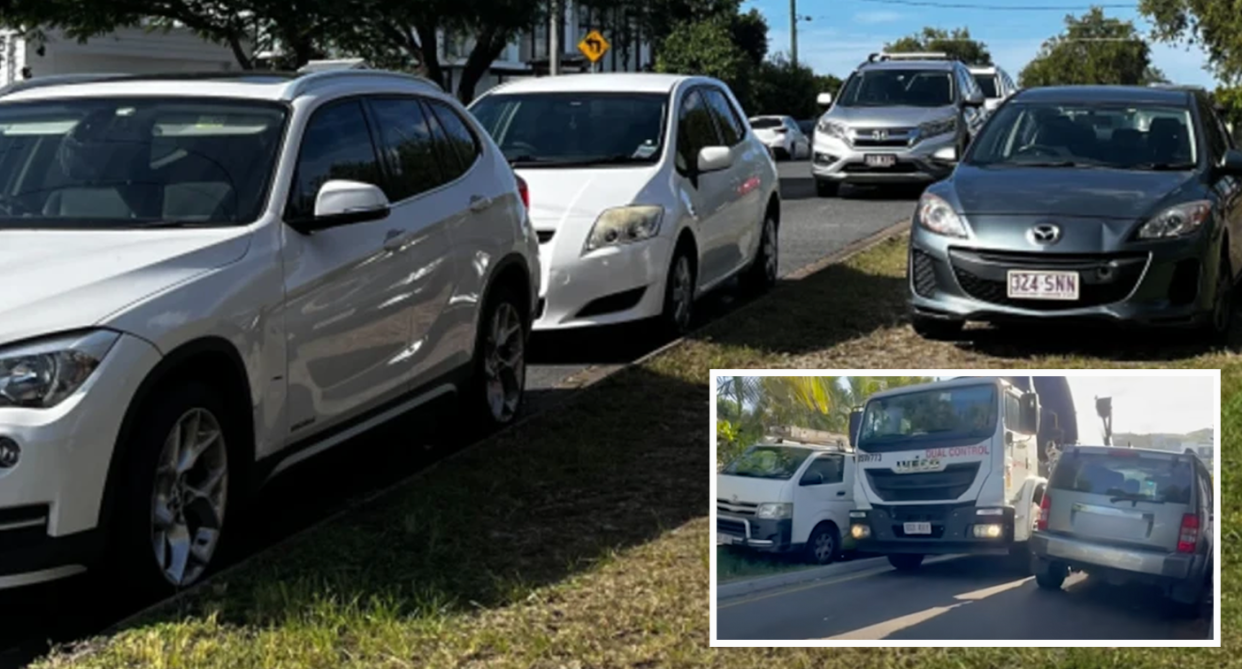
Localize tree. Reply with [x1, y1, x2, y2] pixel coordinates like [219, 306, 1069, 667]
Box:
[885, 26, 992, 65]
[1019, 8, 1156, 87]
[752, 53, 819, 118]
[655, 16, 753, 109]
[1141, 0, 1242, 84]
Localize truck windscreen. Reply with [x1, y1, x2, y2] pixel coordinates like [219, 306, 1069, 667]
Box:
[722, 446, 813, 480]
[858, 384, 998, 453]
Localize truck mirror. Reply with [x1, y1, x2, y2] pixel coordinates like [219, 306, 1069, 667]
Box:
[848, 408, 862, 447]
[1020, 392, 1040, 433]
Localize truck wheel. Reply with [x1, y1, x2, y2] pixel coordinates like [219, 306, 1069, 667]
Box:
[805, 523, 839, 565]
[887, 554, 924, 571]
[1033, 559, 1067, 590]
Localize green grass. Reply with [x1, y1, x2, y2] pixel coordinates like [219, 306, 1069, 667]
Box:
[39, 233, 1234, 668]
[716, 547, 817, 583]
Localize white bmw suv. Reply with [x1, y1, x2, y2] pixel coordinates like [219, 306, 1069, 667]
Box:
[0, 66, 539, 593]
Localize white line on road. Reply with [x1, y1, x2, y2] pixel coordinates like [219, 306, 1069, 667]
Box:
[821, 576, 1033, 640]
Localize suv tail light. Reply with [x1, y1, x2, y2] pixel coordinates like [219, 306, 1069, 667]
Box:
[1036, 492, 1051, 531]
[1177, 513, 1199, 553]
[515, 174, 529, 210]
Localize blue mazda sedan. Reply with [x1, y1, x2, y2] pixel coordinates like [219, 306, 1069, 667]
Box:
[908, 85, 1242, 342]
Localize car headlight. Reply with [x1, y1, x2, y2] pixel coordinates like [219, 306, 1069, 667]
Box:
[0, 330, 119, 408]
[918, 116, 957, 139]
[755, 502, 793, 519]
[917, 193, 969, 238]
[1136, 200, 1212, 239]
[583, 205, 663, 253]
[816, 118, 846, 139]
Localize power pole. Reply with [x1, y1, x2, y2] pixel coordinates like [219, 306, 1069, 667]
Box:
[789, 0, 798, 68]
[550, 0, 561, 76]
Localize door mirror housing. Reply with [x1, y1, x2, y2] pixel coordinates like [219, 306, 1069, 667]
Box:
[1020, 392, 1040, 434]
[1219, 148, 1242, 176]
[287, 180, 390, 234]
[963, 90, 986, 108]
[816, 92, 834, 107]
[697, 146, 734, 173]
[800, 470, 825, 486]
[932, 146, 959, 163]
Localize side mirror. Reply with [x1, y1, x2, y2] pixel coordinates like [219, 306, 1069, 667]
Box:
[816, 92, 833, 106]
[848, 408, 862, 448]
[963, 91, 985, 108]
[801, 470, 825, 486]
[932, 146, 959, 163]
[288, 180, 390, 234]
[1219, 148, 1242, 176]
[1020, 392, 1040, 434]
[697, 146, 733, 173]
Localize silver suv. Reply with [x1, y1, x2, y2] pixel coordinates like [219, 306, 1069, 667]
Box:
[811, 52, 987, 196]
[1031, 445, 1213, 617]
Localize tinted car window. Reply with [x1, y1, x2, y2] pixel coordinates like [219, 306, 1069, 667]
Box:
[676, 89, 722, 173]
[750, 117, 783, 129]
[288, 100, 383, 219]
[1197, 95, 1228, 162]
[426, 99, 481, 174]
[974, 74, 998, 98]
[1049, 451, 1193, 504]
[367, 97, 445, 202]
[800, 455, 844, 485]
[723, 445, 812, 480]
[838, 69, 954, 107]
[703, 88, 745, 146]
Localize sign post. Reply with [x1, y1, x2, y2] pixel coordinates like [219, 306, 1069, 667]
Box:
[577, 29, 610, 72]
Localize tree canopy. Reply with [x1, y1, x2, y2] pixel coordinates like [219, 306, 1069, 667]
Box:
[885, 26, 992, 66]
[1141, 0, 1242, 85]
[1019, 8, 1162, 87]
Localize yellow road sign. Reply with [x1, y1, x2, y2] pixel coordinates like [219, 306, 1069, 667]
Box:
[578, 30, 610, 63]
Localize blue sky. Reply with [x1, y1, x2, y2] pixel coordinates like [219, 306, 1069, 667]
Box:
[743, 0, 1216, 87]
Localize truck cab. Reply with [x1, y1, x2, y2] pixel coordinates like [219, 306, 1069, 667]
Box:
[847, 377, 1047, 570]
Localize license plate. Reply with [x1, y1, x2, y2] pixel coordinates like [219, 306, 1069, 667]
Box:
[1007, 270, 1080, 300]
[904, 522, 932, 535]
[716, 534, 734, 546]
[893, 458, 943, 474]
[864, 154, 896, 168]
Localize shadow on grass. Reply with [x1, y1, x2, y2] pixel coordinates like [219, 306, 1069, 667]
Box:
[954, 314, 1242, 362]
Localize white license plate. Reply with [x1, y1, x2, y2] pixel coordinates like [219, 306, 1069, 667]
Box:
[1007, 270, 1080, 300]
[904, 522, 932, 535]
[864, 154, 896, 168]
[716, 534, 734, 546]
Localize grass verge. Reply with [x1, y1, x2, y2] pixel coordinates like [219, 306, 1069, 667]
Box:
[39, 233, 1233, 667]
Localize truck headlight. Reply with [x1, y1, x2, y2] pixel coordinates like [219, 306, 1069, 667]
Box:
[918, 116, 957, 139]
[917, 193, 969, 238]
[583, 205, 663, 254]
[817, 119, 846, 139]
[755, 502, 793, 519]
[0, 330, 119, 408]
[1136, 200, 1211, 239]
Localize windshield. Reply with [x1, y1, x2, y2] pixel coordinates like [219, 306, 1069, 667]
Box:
[750, 117, 783, 129]
[469, 92, 667, 167]
[0, 98, 286, 228]
[1049, 451, 1193, 504]
[837, 69, 954, 108]
[973, 74, 999, 98]
[722, 445, 812, 480]
[967, 102, 1198, 170]
[858, 384, 998, 452]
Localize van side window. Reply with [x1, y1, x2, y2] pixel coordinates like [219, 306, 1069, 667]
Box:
[1003, 393, 1023, 433]
[800, 455, 844, 485]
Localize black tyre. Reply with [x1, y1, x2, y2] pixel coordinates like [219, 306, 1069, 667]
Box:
[110, 382, 239, 597]
[659, 243, 697, 337]
[815, 179, 839, 198]
[912, 314, 964, 341]
[887, 553, 924, 571]
[1033, 559, 1067, 590]
[741, 210, 779, 294]
[468, 282, 529, 432]
[805, 523, 840, 565]
[1204, 249, 1234, 346]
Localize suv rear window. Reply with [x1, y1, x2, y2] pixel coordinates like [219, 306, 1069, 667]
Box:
[1049, 451, 1194, 504]
[750, 117, 783, 129]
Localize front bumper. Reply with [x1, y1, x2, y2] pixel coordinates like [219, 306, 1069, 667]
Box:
[717, 514, 794, 552]
[1030, 531, 1207, 601]
[533, 234, 673, 331]
[0, 333, 161, 588]
[811, 130, 956, 184]
[907, 225, 1218, 327]
[850, 503, 1016, 555]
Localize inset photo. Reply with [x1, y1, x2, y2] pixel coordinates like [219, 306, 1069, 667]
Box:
[711, 370, 1219, 646]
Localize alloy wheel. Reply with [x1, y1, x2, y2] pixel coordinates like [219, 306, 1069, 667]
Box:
[150, 408, 228, 587]
[484, 301, 525, 423]
[814, 530, 835, 563]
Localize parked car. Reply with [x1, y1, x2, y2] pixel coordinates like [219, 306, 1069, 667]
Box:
[797, 118, 816, 137]
[968, 64, 1019, 111]
[1031, 445, 1213, 618]
[811, 52, 988, 197]
[907, 85, 1242, 342]
[469, 73, 781, 335]
[718, 438, 856, 565]
[749, 114, 810, 160]
[0, 65, 540, 593]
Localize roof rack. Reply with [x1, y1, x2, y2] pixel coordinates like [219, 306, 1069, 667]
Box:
[768, 426, 852, 451]
[868, 51, 952, 63]
[281, 66, 443, 99]
[0, 73, 128, 98]
[297, 58, 369, 74]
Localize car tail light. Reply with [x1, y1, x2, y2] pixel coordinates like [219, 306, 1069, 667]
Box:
[1036, 492, 1051, 531]
[516, 175, 529, 210]
[1177, 513, 1199, 553]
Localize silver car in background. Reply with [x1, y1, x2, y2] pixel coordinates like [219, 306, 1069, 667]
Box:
[811, 52, 988, 197]
[969, 64, 1019, 112]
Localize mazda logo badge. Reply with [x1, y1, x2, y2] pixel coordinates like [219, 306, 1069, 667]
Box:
[1027, 223, 1062, 245]
[872, 129, 888, 141]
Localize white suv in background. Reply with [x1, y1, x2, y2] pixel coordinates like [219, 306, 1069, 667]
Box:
[968, 64, 1019, 111]
[0, 66, 539, 593]
[469, 74, 781, 335]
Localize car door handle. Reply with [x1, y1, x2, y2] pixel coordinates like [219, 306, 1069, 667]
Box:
[383, 229, 408, 252]
[469, 195, 493, 212]
[836, 491, 846, 496]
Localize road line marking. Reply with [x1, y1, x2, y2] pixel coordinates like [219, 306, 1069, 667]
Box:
[821, 576, 1032, 640]
[717, 554, 962, 610]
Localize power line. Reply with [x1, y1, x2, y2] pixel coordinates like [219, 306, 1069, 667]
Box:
[848, 0, 1138, 10]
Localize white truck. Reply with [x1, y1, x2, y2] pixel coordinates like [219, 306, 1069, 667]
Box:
[846, 377, 1048, 571]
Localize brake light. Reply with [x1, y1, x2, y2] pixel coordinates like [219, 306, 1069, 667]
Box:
[1036, 492, 1051, 531]
[515, 175, 529, 210]
[1177, 513, 1199, 553]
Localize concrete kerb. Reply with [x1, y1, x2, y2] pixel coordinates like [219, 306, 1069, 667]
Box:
[716, 554, 963, 602]
[102, 217, 915, 636]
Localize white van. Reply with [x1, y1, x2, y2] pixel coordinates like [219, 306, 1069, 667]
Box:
[717, 436, 855, 565]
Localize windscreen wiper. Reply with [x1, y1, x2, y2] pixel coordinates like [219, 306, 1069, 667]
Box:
[1131, 162, 1195, 171]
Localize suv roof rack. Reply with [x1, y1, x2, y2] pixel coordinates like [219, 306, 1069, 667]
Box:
[297, 58, 369, 74]
[0, 73, 128, 98]
[868, 51, 952, 63]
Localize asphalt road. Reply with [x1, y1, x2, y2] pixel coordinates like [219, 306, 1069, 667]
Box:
[717, 555, 1211, 641]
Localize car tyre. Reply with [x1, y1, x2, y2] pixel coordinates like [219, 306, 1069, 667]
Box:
[468, 282, 529, 433]
[1205, 249, 1234, 346]
[911, 314, 964, 340]
[110, 381, 238, 597]
[1033, 558, 1067, 590]
[805, 523, 840, 565]
[741, 211, 779, 294]
[887, 553, 924, 571]
[659, 243, 697, 337]
[815, 179, 838, 198]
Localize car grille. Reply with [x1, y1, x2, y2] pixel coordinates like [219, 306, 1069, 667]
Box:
[717, 498, 758, 516]
[865, 462, 980, 502]
[717, 518, 747, 536]
[842, 161, 920, 174]
[949, 248, 1149, 311]
[911, 248, 938, 297]
[850, 127, 915, 148]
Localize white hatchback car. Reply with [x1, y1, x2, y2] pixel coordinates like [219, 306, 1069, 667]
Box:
[469, 74, 781, 334]
[748, 115, 811, 161]
[0, 67, 539, 593]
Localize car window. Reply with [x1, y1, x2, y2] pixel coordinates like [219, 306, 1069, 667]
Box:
[722, 445, 812, 480]
[838, 69, 955, 108]
[1003, 392, 1022, 432]
[1197, 95, 1229, 161]
[426, 98, 481, 175]
[288, 100, 383, 220]
[1049, 451, 1193, 504]
[750, 117, 783, 129]
[702, 87, 745, 147]
[676, 89, 722, 173]
[420, 100, 465, 181]
[974, 73, 999, 98]
[366, 97, 447, 202]
[800, 455, 844, 485]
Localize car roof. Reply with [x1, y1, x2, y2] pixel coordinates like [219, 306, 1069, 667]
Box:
[968, 65, 1000, 74]
[484, 73, 705, 96]
[1062, 444, 1197, 460]
[1012, 85, 1193, 106]
[861, 59, 958, 71]
[867, 376, 1000, 401]
[754, 441, 847, 453]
